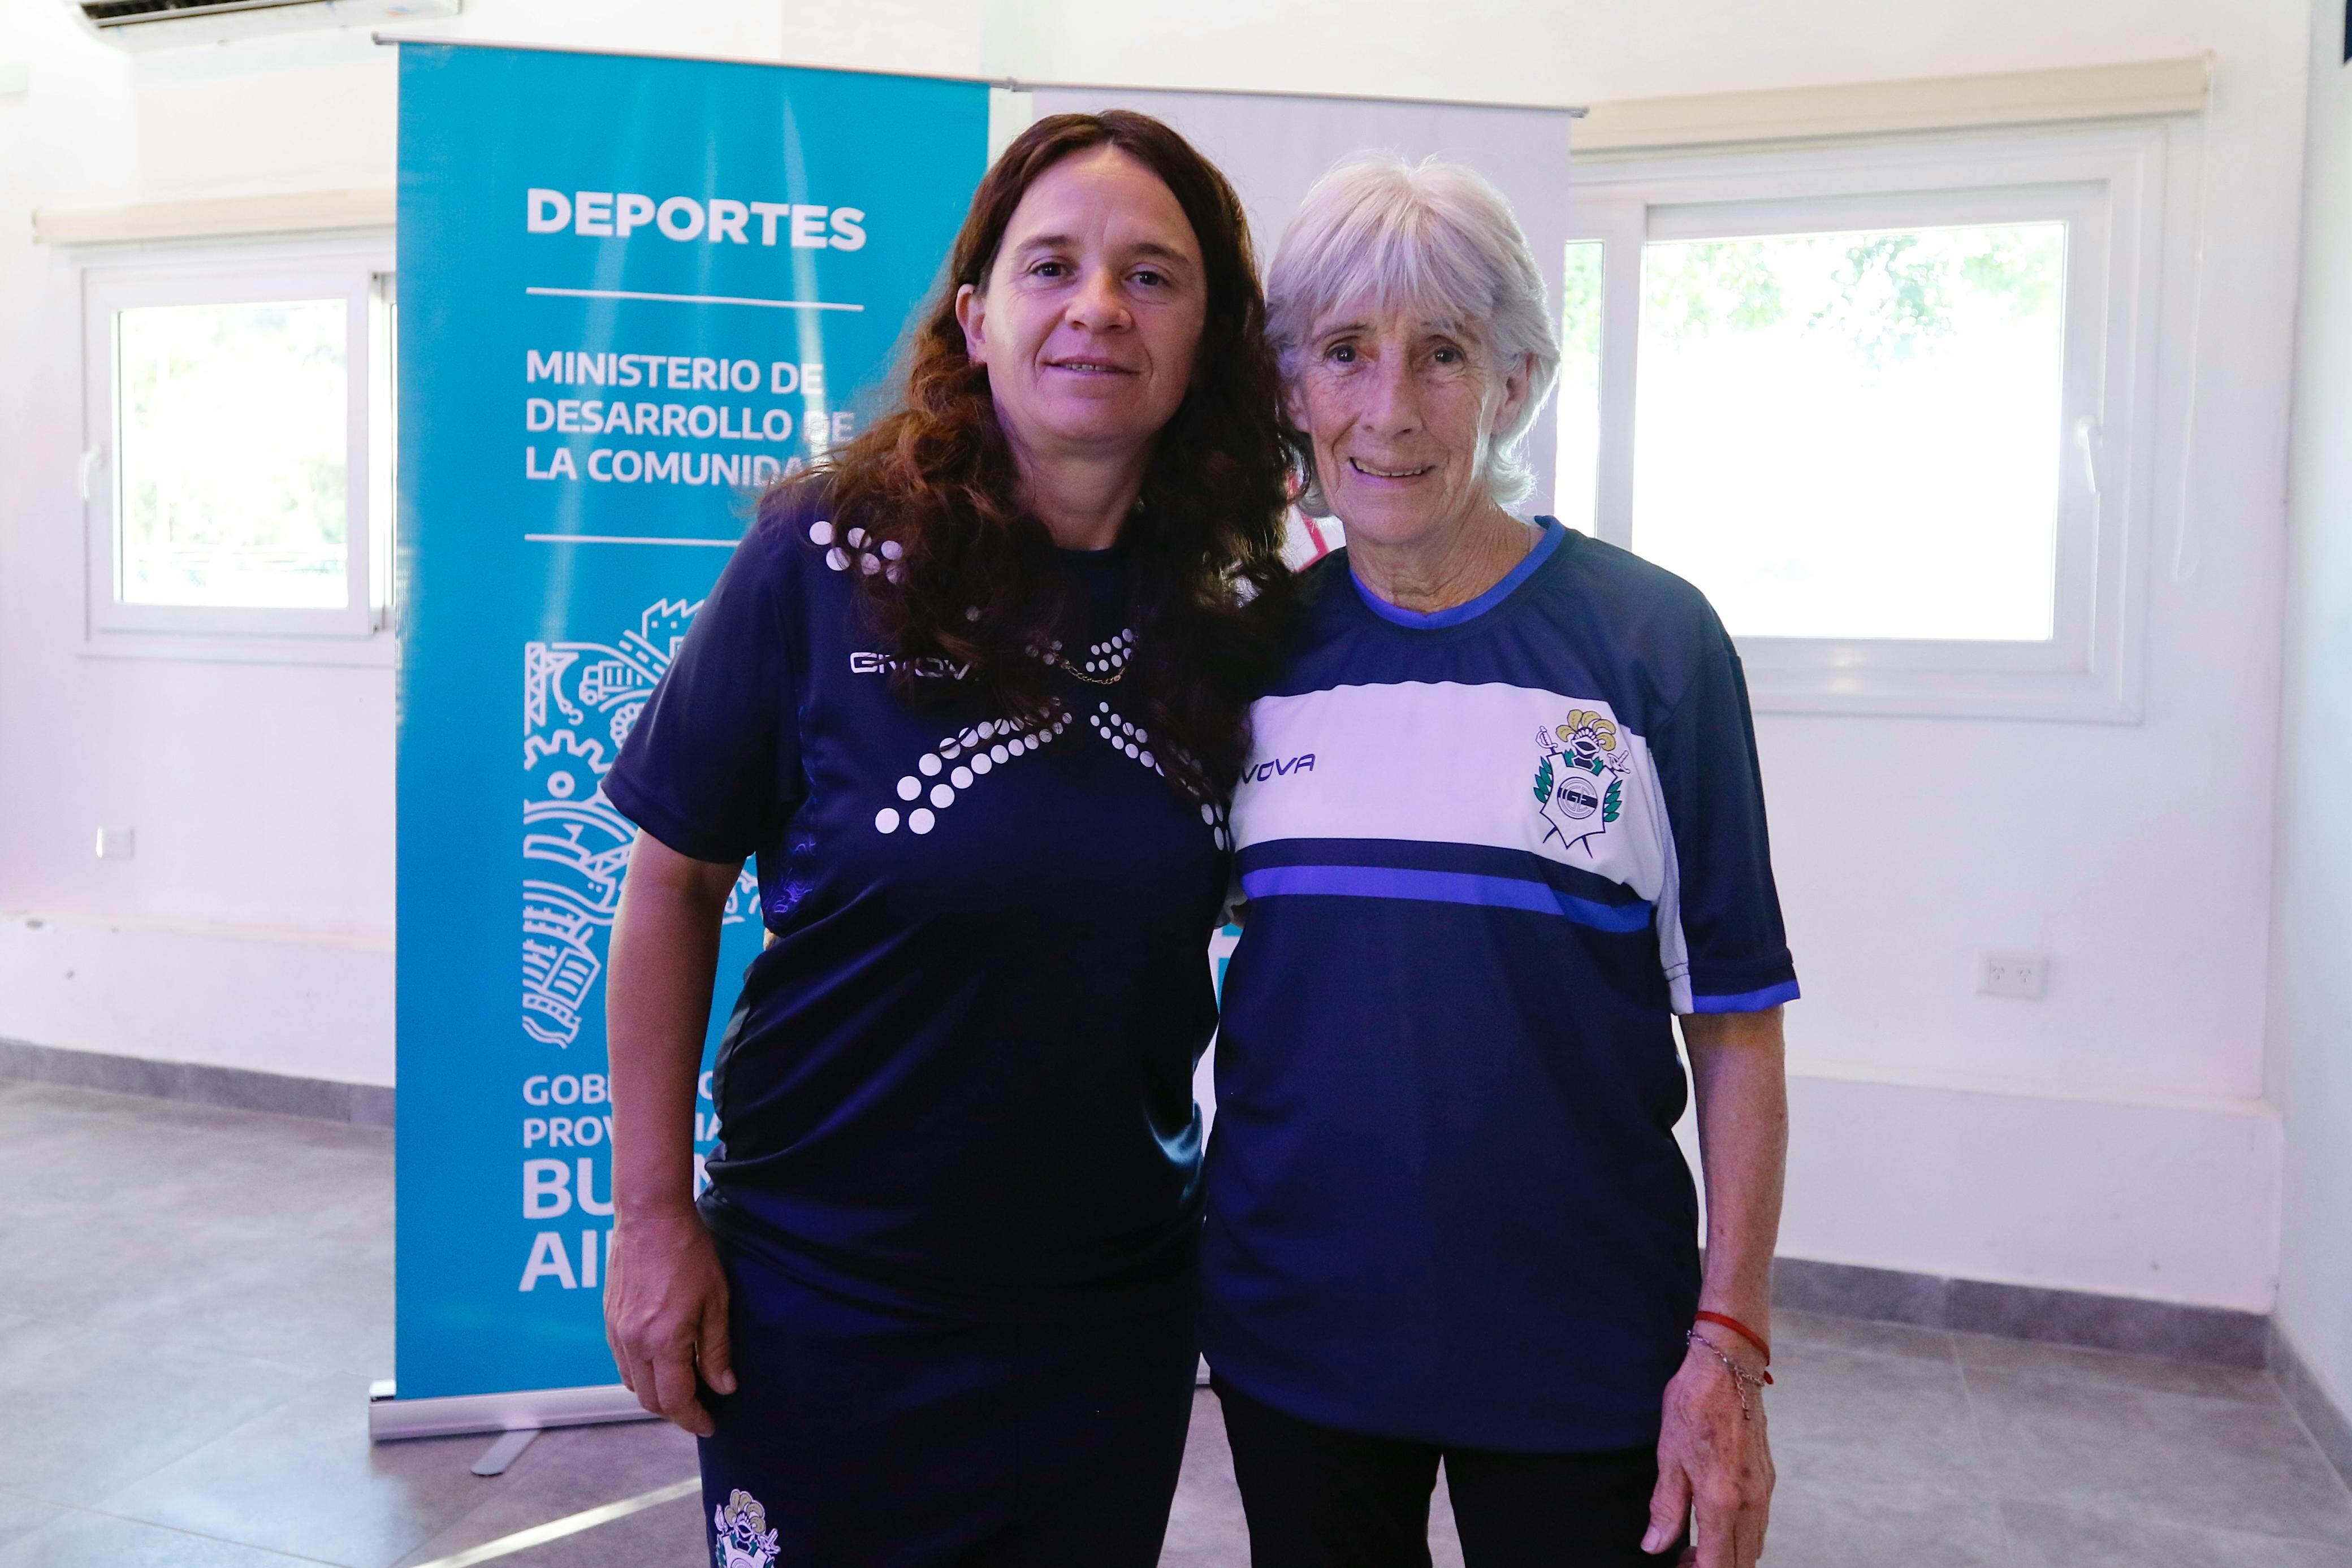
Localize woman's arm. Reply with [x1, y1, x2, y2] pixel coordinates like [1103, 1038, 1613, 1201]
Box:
[1688, 1006, 1788, 1365]
[603, 831, 743, 1437]
[1645, 1006, 1788, 1568]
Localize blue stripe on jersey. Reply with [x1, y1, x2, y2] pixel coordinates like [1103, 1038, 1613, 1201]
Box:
[1689, 978, 1802, 1013]
[1238, 835, 1649, 909]
[1240, 863, 1654, 932]
[1349, 518, 1569, 629]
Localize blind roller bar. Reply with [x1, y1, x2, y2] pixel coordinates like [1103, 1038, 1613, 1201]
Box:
[33, 188, 394, 246]
[1577, 56, 2211, 155]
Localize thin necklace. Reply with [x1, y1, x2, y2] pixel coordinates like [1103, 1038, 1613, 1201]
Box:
[1052, 655, 1127, 687]
[1045, 628, 1136, 686]
[1043, 501, 1142, 687]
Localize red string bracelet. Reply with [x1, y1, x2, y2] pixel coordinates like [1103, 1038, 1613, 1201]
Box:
[1694, 1310, 1772, 1368]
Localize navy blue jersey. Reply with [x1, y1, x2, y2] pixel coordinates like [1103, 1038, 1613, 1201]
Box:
[606, 482, 1227, 1314]
[1200, 518, 1797, 1450]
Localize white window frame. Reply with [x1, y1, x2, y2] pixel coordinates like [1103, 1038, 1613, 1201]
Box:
[79, 236, 396, 665]
[1569, 123, 2165, 722]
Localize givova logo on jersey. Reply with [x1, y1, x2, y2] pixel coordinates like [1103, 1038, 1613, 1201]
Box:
[1533, 708, 1628, 857]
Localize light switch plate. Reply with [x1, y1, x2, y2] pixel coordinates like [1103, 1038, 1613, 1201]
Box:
[95, 826, 135, 860]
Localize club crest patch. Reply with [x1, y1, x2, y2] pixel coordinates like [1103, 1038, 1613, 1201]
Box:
[1533, 708, 1627, 856]
[712, 1488, 780, 1568]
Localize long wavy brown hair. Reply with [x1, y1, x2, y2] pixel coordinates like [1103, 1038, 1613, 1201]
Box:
[807, 110, 1298, 801]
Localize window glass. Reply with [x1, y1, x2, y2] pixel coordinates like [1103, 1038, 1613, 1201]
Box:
[1554, 241, 1604, 533]
[117, 299, 349, 609]
[1631, 223, 2065, 640]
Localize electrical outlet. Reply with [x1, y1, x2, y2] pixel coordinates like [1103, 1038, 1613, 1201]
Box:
[1978, 952, 2047, 1000]
[95, 826, 135, 860]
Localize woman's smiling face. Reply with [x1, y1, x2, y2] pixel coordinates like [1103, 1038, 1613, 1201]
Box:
[1289, 301, 1529, 551]
[956, 146, 1208, 470]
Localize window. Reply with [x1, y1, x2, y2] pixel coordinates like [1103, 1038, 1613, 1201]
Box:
[82, 241, 395, 657]
[1563, 125, 2164, 720]
[1636, 221, 2066, 641]
[1553, 240, 1604, 534]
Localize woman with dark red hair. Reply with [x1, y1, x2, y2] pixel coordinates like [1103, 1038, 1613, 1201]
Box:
[596, 111, 1296, 1567]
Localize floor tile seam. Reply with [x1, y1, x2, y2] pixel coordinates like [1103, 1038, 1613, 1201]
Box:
[1777, 1330, 1966, 1370]
[1778, 1336, 1968, 1376]
[10, 1492, 349, 1566]
[0, 1314, 109, 1365]
[1949, 1332, 2286, 1405]
[129, 1326, 390, 1381]
[6, 1420, 277, 1520]
[107, 1316, 386, 1372]
[1960, 1357, 2308, 1419]
[84, 1382, 487, 1567]
[75, 1370, 359, 1519]
[46, 1329, 357, 1391]
[1953, 1347, 2024, 1568]
[1992, 1489, 2352, 1553]
[2270, 1368, 2352, 1509]
[103, 1487, 456, 1568]
[1987, 1494, 2031, 1568]
[1958, 1360, 2352, 1543]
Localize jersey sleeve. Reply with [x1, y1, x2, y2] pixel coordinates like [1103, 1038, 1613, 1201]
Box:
[1648, 612, 1798, 1016]
[604, 507, 803, 866]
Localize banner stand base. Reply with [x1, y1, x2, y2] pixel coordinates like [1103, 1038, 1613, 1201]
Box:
[368, 1379, 661, 1443]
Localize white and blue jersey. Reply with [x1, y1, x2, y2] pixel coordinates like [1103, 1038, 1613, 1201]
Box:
[1200, 517, 1798, 1452]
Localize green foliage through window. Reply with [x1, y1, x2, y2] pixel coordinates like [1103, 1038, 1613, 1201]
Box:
[1643, 223, 2065, 370]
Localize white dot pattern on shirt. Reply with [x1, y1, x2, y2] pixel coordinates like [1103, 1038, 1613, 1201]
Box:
[873, 709, 1066, 833]
[854, 612, 1162, 841]
[1090, 703, 1169, 783]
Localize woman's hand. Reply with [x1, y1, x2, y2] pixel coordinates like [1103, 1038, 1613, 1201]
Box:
[603, 834, 742, 1437]
[604, 1203, 736, 1438]
[1644, 1336, 1775, 1566]
[1663, 1008, 1787, 1566]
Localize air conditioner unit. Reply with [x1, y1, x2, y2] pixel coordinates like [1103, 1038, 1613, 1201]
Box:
[68, 0, 460, 51]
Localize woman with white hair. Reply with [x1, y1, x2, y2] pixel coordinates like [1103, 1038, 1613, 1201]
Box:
[1201, 156, 1797, 1568]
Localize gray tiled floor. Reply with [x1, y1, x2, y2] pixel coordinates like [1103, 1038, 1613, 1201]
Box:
[2, 1080, 2347, 1567]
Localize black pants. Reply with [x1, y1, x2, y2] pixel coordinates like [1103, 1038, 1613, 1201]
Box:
[1215, 1376, 1687, 1568]
[698, 1226, 1197, 1568]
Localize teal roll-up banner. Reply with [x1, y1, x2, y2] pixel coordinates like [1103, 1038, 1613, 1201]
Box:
[394, 42, 989, 1402]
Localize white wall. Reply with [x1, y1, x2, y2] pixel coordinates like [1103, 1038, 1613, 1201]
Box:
[2271, 0, 2352, 1412]
[1014, 0, 2242, 105]
[0, 0, 2316, 1314]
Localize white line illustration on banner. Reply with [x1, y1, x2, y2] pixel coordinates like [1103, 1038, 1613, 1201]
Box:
[525, 285, 863, 313]
[521, 598, 759, 1047]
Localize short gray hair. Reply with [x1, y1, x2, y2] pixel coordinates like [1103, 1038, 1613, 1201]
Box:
[1266, 155, 1561, 516]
